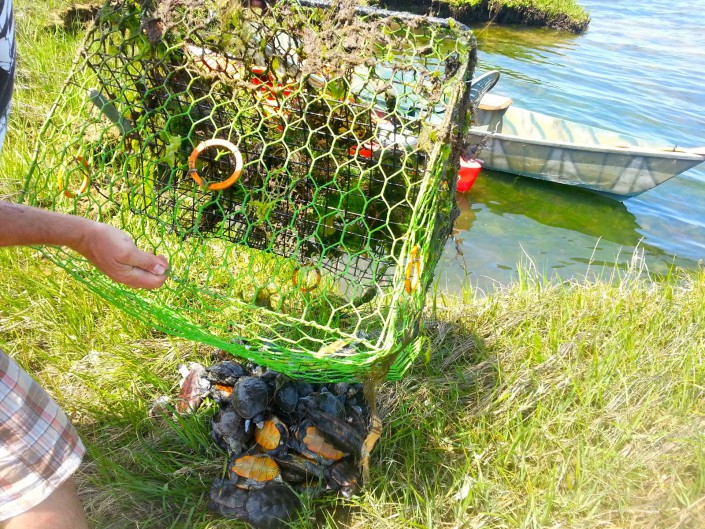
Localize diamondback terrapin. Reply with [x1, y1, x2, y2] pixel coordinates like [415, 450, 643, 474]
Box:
[324, 458, 361, 499]
[230, 454, 283, 489]
[232, 376, 271, 419]
[274, 452, 325, 483]
[312, 388, 346, 418]
[208, 478, 301, 529]
[254, 417, 288, 455]
[344, 401, 369, 433]
[329, 382, 350, 396]
[211, 405, 252, 456]
[290, 422, 346, 464]
[206, 361, 247, 386]
[273, 381, 299, 415]
[306, 407, 364, 455]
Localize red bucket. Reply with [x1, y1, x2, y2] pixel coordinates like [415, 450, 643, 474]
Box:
[457, 157, 482, 192]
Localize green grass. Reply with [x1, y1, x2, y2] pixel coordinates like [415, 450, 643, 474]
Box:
[3, 2, 705, 528]
[4, 239, 705, 528]
[413, 0, 591, 32]
[489, 0, 588, 22]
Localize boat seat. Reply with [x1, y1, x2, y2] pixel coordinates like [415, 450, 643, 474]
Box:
[478, 93, 513, 111]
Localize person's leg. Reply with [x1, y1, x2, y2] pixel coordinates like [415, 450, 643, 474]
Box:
[0, 350, 87, 527]
[2, 477, 88, 529]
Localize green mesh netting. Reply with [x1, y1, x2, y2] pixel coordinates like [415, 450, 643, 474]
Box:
[23, 0, 476, 382]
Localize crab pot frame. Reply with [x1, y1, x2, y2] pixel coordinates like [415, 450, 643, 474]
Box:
[23, 0, 477, 381]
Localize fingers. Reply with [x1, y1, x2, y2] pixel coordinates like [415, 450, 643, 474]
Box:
[128, 250, 169, 276]
[118, 251, 170, 289]
[118, 264, 169, 290]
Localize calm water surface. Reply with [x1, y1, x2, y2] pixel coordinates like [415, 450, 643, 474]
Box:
[438, 0, 705, 293]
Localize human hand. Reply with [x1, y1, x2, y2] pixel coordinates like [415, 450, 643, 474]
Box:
[74, 221, 169, 289]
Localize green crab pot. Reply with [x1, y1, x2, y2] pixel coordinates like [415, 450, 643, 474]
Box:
[23, 0, 477, 381]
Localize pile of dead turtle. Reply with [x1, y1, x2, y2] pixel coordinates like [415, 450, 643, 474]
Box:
[170, 353, 376, 528]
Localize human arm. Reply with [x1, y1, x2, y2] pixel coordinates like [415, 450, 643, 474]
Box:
[0, 201, 169, 289]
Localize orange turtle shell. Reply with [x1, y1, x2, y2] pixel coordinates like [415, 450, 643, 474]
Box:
[301, 426, 345, 462]
[231, 455, 281, 482]
[254, 418, 287, 452]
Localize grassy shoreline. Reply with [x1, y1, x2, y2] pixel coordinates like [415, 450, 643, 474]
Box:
[375, 0, 591, 33]
[4, 2, 705, 528]
[3, 243, 705, 528]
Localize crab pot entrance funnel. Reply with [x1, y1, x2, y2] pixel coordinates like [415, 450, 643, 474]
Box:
[23, 0, 477, 382]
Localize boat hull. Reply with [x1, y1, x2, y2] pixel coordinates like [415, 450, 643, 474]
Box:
[468, 106, 705, 198]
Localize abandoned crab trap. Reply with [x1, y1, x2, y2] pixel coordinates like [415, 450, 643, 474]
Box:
[23, 0, 477, 381]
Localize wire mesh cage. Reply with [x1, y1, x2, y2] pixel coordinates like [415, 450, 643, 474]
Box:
[23, 0, 477, 381]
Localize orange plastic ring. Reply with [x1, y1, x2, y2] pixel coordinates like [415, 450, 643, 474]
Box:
[404, 245, 421, 294]
[188, 139, 244, 191]
[292, 265, 322, 293]
[59, 156, 90, 198]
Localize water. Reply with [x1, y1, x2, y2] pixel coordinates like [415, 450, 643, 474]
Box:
[438, 0, 705, 293]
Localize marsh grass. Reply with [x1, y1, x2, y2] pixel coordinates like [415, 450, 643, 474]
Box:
[3, 2, 705, 528]
[422, 0, 590, 32]
[5, 226, 705, 529]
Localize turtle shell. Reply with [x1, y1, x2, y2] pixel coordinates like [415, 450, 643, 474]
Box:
[274, 452, 325, 483]
[306, 407, 364, 455]
[206, 361, 248, 385]
[230, 455, 282, 489]
[211, 405, 252, 456]
[254, 417, 288, 454]
[274, 382, 299, 414]
[208, 478, 301, 529]
[291, 423, 346, 464]
[232, 377, 270, 419]
[324, 458, 361, 499]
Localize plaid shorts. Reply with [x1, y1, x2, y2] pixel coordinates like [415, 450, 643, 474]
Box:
[0, 349, 85, 521]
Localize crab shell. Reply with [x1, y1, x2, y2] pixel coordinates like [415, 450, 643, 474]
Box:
[230, 455, 283, 489]
[176, 363, 209, 414]
[254, 418, 288, 455]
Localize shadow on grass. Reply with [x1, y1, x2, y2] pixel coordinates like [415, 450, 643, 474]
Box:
[318, 309, 499, 527]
